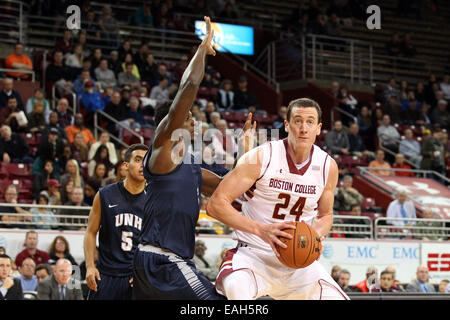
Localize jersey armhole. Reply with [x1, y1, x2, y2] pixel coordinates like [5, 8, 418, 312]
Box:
[323, 154, 330, 186]
[256, 142, 272, 182]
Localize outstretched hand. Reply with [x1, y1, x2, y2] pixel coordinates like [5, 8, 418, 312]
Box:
[200, 16, 216, 56]
[238, 113, 257, 154]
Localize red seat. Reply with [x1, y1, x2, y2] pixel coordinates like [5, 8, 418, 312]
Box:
[21, 133, 38, 147]
[123, 129, 144, 146]
[1, 163, 32, 180]
[220, 111, 236, 122]
[233, 112, 249, 122]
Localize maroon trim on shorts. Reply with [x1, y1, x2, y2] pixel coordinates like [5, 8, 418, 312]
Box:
[283, 139, 314, 175]
[318, 279, 350, 300]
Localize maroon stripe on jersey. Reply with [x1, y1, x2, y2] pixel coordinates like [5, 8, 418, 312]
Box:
[245, 183, 256, 199]
[256, 142, 272, 182]
[323, 154, 329, 185]
[283, 138, 314, 175]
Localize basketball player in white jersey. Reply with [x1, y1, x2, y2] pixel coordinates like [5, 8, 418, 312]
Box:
[207, 98, 349, 300]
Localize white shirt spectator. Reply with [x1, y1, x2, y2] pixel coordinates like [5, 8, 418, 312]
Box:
[386, 199, 416, 226]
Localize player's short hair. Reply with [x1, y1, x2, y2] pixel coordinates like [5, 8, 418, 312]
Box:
[380, 270, 393, 278]
[124, 144, 149, 162]
[287, 98, 322, 123]
[338, 269, 351, 277]
[0, 253, 12, 263]
[35, 263, 52, 275]
[154, 100, 173, 127]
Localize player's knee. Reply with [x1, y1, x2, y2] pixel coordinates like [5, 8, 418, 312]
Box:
[223, 270, 256, 300]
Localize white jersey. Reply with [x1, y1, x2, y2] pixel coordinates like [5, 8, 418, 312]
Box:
[233, 139, 331, 250]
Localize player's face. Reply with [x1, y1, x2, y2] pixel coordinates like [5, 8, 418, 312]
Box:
[284, 106, 321, 148]
[126, 149, 147, 182]
[380, 274, 393, 291]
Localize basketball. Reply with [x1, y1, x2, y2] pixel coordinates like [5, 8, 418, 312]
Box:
[276, 222, 322, 269]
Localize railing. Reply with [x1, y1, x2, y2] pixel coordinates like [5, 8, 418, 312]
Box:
[330, 105, 358, 126]
[51, 84, 77, 116]
[0, 203, 90, 229]
[93, 109, 144, 148]
[374, 217, 450, 240]
[0, 0, 29, 44]
[358, 166, 450, 185]
[330, 215, 374, 239]
[0, 68, 35, 81]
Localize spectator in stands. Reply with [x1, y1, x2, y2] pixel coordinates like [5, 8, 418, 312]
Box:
[40, 179, 62, 207]
[415, 207, 444, 241]
[392, 153, 415, 177]
[55, 98, 73, 129]
[60, 186, 89, 230]
[421, 126, 445, 175]
[27, 101, 47, 134]
[399, 80, 409, 103]
[386, 190, 417, 227]
[80, 81, 105, 127]
[87, 145, 114, 179]
[216, 79, 234, 110]
[431, 99, 450, 131]
[101, 5, 120, 48]
[347, 122, 374, 159]
[233, 75, 261, 114]
[385, 33, 402, 58]
[344, 204, 371, 239]
[65, 44, 84, 72]
[335, 175, 364, 212]
[382, 78, 400, 104]
[134, 4, 154, 28]
[4, 42, 33, 80]
[325, 120, 350, 155]
[369, 270, 402, 293]
[60, 159, 85, 191]
[337, 85, 358, 126]
[336, 269, 352, 293]
[440, 74, 450, 100]
[30, 192, 58, 229]
[37, 127, 65, 165]
[329, 81, 340, 99]
[25, 88, 50, 118]
[381, 95, 402, 125]
[60, 178, 74, 205]
[70, 131, 89, 169]
[103, 91, 127, 135]
[54, 30, 73, 57]
[405, 265, 436, 293]
[33, 159, 58, 199]
[0, 184, 30, 229]
[399, 128, 422, 167]
[108, 50, 122, 78]
[17, 257, 38, 291]
[82, 10, 99, 38]
[48, 236, 77, 266]
[210, 119, 237, 169]
[310, 13, 327, 35]
[15, 231, 50, 268]
[134, 44, 150, 71]
[45, 112, 67, 143]
[89, 48, 104, 75]
[83, 178, 101, 205]
[352, 266, 378, 293]
[417, 103, 432, 129]
[377, 114, 400, 155]
[37, 258, 83, 300]
[121, 53, 141, 79]
[439, 280, 449, 293]
[65, 113, 96, 147]
[192, 240, 218, 282]
[384, 266, 404, 291]
[88, 132, 118, 166]
[0, 124, 32, 163]
[400, 91, 421, 125]
[139, 53, 159, 85]
[400, 33, 417, 58]
[118, 39, 133, 62]
[330, 265, 341, 282]
[0, 96, 28, 133]
[35, 264, 51, 284]
[273, 106, 288, 139]
[126, 96, 150, 129]
[73, 70, 96, 96]
[0, 78, 24, 112]
[150, 76, 170, 105]
[369, 149, 392, 176]
[95, 58, 117, 90]
[118, 62, 141, 89]
[357, 105, 374, 148]
[0, 254, 23, 300]
[415, 82, 426, 104]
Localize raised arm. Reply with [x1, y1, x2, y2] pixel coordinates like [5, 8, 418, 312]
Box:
[206, 147, 295, 256]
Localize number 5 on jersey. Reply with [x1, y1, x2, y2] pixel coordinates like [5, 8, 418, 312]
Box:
[121, 231, 133, 251]
[272, 193, 306, 221]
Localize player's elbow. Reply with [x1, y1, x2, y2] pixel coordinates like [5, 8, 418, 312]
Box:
[206, 195, 224, 220]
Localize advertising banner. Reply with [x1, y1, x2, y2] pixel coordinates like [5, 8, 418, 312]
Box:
[421, 242, 450, 282]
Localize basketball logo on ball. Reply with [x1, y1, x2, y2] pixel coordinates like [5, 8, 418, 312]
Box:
[276, 222, 322, 269]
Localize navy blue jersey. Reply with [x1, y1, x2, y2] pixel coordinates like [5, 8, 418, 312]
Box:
[138, 148, 202, 259]
[97, 181, 147, 276]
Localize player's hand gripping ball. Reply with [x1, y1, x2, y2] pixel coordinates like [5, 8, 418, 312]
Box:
[276, 222, 322, 269]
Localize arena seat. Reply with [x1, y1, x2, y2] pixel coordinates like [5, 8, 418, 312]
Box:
[2, 163, 32, 180]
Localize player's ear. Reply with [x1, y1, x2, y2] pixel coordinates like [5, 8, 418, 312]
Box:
[316, 122, 322, 135]
[284, 119, 289, 133]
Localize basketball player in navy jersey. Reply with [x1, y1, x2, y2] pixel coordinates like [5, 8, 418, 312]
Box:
[132, 16, 255, 300]
[83, 143, 148, 300]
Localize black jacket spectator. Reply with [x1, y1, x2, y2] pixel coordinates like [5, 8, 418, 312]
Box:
[0, 88, 23, 111]
[37, 128, 66, 163]
[0, 132, 29, 162]
[45, 51, 72, 83]
[0, 278, 23, 300]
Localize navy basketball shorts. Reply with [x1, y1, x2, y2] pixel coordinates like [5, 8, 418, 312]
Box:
[132, 245, 225, 300]
[87, 273, 133, 300]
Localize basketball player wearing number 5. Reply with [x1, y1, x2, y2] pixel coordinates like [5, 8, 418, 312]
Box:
[83, 144, 149, 300]
[207, 98, 349, 300]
